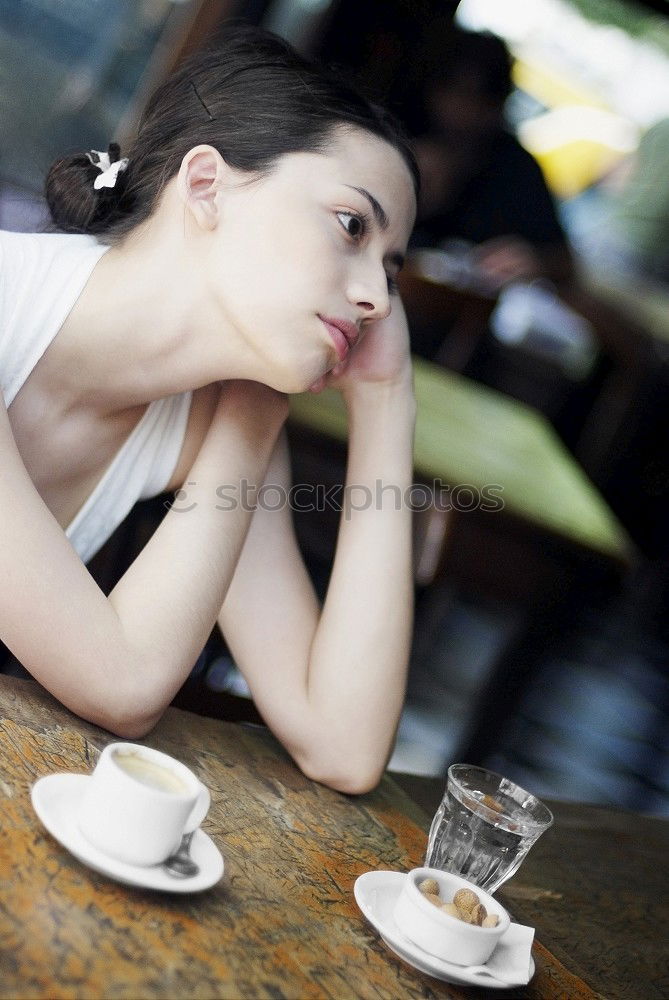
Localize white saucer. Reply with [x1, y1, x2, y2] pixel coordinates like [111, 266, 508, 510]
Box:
[354, 871, 535, 989]
[31, 773, 224, 893]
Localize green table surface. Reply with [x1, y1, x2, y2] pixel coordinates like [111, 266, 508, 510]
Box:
[289, 357, 633, 563]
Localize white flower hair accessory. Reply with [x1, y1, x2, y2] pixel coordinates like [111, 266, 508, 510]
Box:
[86, 144, 129, 191]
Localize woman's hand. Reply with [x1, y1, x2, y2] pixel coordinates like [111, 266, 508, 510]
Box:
[308, 297, 412, 397]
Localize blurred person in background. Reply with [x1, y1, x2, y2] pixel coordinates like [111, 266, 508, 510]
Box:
[410, 26, 574, 290]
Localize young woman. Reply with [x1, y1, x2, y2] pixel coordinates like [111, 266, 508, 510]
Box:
[0, 26, 418, 793]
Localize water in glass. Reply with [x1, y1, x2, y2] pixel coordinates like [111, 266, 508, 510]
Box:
[425, 764, 553, 894]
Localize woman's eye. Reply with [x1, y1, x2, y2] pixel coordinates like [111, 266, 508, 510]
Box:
[337, 211, 366, 240]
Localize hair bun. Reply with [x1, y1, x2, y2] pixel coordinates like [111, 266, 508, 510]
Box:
[45, 148, 128, 235]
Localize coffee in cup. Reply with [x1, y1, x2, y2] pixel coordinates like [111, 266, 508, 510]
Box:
[78, 743, 210, 867]
[112, 749, 189, 795]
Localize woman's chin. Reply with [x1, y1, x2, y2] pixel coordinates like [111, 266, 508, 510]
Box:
[279, 368, 332, 395]
[258, 354, 334, 395]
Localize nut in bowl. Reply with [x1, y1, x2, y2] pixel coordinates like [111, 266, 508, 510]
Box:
[393, 867, 511, 967]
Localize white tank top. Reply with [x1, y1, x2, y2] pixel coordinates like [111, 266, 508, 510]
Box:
[0, 229, 192, 563]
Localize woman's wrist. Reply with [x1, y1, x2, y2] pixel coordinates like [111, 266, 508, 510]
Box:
[190, 381, 287, 482]
[344, 372, 416, 476]
[215, 380, 288, 443]
[341, 366, 415, 416]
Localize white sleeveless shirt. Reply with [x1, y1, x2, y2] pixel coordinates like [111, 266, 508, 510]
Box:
[0, 229, 192, 563]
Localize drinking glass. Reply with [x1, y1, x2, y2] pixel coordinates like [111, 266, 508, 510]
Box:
[425, 764, 553, 894]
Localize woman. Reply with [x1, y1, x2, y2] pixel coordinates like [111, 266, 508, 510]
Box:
[0, 26, 417, 793]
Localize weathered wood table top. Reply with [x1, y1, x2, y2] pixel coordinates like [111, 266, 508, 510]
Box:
[1, 675, 663, 1000]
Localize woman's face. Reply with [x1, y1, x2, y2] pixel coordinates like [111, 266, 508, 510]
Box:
[201, 126, 416, 392]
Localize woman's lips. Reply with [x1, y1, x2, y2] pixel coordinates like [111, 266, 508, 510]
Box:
[319, 315, 358, 362]
[320, 318, 349, 361]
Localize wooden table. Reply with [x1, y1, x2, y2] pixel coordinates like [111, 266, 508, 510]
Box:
[2, 675, 666, 1000]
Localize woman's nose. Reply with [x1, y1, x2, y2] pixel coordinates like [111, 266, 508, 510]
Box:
[347, 266, 391, 321]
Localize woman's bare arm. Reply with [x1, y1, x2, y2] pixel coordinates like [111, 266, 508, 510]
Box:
[0, 381, 287, 736]
[218, 305, 416, 794]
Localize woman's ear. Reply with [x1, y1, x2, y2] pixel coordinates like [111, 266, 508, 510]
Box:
[177, 145, 226, 231]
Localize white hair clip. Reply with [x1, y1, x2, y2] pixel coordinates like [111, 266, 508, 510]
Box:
[86, 148, 129, 191]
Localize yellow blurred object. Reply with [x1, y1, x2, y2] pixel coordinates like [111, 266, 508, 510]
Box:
[511, 58, 638, 197]
[512, 58, 606, 110]
[531, 140, 628, 198]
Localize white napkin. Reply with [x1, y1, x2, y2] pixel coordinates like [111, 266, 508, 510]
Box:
[477, 922, 535, 985]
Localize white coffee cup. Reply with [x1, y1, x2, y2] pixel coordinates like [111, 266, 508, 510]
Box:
[78, 743, 210, 866]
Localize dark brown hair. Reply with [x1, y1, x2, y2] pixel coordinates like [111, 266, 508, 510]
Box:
[46, 24, 418, 241]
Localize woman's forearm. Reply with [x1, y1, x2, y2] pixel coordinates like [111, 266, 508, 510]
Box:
[106, 382, 288, 730]
[301, 375, 416, 789]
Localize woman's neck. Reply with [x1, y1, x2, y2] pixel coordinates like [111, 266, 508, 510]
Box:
[55, 210, 239, 413]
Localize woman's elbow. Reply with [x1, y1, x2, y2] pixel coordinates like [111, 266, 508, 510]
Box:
[296, 750, 385, 796]
[82, 702, 161, 740]
[102, 711, 161, 741]
[78, 679, 166, 740]
[333, 769, 384, 796]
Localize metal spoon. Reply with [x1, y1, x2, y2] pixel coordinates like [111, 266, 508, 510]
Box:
[163, 830, 199, 879]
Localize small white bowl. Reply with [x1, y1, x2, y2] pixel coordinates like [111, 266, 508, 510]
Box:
[393, 867, 510, 966]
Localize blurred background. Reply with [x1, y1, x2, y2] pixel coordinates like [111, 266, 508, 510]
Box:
[1, 0, 667, 814]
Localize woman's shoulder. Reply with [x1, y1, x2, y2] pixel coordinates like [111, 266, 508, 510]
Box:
[0, 230, 110, 409]
[0, 229, 109, 317]
[0, 230, 108, 301]
[0, 228, 105, 264]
